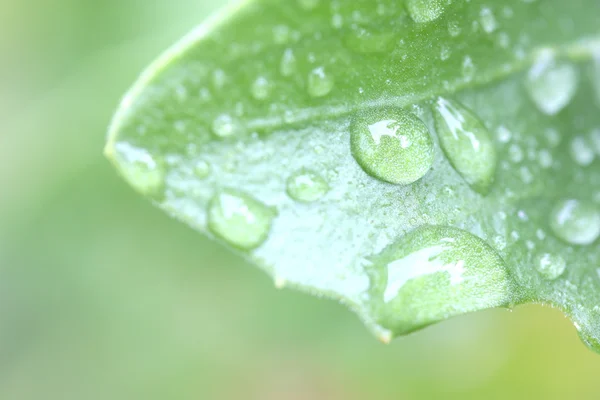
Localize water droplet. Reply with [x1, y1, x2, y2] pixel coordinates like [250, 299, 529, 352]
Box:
[194, 160, 211, 179]
[272, 25, 291, 44]
[212, 69, 227, 89]
[538, 149, 553, 169]
[307, 67, 334, 98]
[251, 76, 272, 101]
[526, 50, 578, 115]
[447, 20, 461, 37]
[433, 97, 497, 194]
[570, 136, 595, 166]
[479, 7, 498, 33]
[406, 0, 447, 23]
[496, 125, 512, 143]
[536, 253, 566, 280]
[550, 199, 600, 245]
[331, 13, 343, 29]
[508, 144, 524, 163]
[280, 48, 297, 77]
[344, 26, 396, 54]
[440, 46, 451, 61]
[113, 142, 166, 200]
[298, 0, 319, 10]
[367, 225, 511, 336]
[462, 56, 476, 81]
[350, 108, 434, 185]
[286, 169, 329, 203]
[207, 189, 276, 250]
[212, 114, 242, 138]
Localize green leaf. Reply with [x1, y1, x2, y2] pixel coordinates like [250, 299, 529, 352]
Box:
[105, 0, 600, 350]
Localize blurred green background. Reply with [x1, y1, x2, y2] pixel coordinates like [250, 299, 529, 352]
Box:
[1, 0, 600, 399]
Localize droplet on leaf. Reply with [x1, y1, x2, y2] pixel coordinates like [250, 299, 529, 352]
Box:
[550, 199, 600, 245]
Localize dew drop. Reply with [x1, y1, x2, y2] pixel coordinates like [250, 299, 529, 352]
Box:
[272, 25, 291, 44]
[194, 160, 211, 179]
[113, 142, 166, 200]
[538, 149, 553, 169]
[447, 20, 461, 37]
[286, 169, 329, 203]
[406, 0, 447, 23]
[367, 225, 512, 336]
[550, 199, 600, 245]
[433, 97, 497, 194]
[462, 56, 476, 81]
[350, 108, 434, 185]
[297, 0, 319, 10]
[525, 51, 578, 115]
[344, 26, 396, 54]
[307, 67, 334, 98]
[280, 48, 297, 77]
[570, 136, 595, 166]
[479, 7, 498, 33]
[536, 253, 566, 280]
[212, 114, 242, 138]
[207, 189, 276, 250]
[251, 76, 272, 101]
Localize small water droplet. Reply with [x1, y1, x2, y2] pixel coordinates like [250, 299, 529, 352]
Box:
[570, 136, 595, 166]
[251, 76, 272, 101]
[406, 0, 447, 23]
[367, 225, 511, 336]
[212, 69, 227, 89]
[538, 149, 553, 169]
[550, 199, 600, 245]
[479, 7, 498, 33]
[272, 25, 291, 44]
[297, 0, 319, 10]
[331, 13, 343, 29]
[440, 46, 451, 61]
[350, 108, 434, 185]
[462, 56, 476, 81]
[508, 144, 524, 163]
[280, 48, 297, 77]
[194, 160, 211, 179]
[286, 169, 329, 203]
[113, 142, 166, 200]
[212, 114, 242, 138]
[345, 26, 396, 54]
[307, 66, 334, 98]
[433, 97, 497, 194]
[207, 189, 276, 250]
[526, 50, 578, 115]
[496, 125, 512, 143]
[536, 253, 566, 280]
[448, 20, 461, 37]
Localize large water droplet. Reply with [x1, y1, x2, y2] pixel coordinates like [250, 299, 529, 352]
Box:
[207, 189, 276, 250]
[212, 114, 242, 138]
[307, 67, 334, 98]
[536, 253, 566, 280]
[550, 199, 600, 245]
[280, 48, 297, 77]
[433, 97, 497, 194]
[286, 169, 329, 203]
[406, 0, 447, 23]
[113, 142, 166, 200]
[350, 108, 434, 185]
[367, 225, 512, 336]
[251, 76, 272, 101]
[526, 51, 578, 115]
[479, 7, 498, 33]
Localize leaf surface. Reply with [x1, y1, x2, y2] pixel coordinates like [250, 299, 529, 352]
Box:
[106, 0, 600, 349]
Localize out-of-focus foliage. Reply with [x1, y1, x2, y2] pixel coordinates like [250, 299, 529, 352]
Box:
[1, 1, 600, 399]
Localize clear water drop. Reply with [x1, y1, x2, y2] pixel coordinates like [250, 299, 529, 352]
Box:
[344, 26, 396, 54]
[406, 0, 447, 23]
[536, 253, 566, 280]
[298, 0, 319, 10]
[194, 160, 211, 179]
[570, 136, 595, 166]
[479, 7, 498, 33]
[212, 114, 242, 138]
[251, 76, 272, 101]
[433, 97, 497, 194]
[448, 20, 461, 37]
[280, 48, 297, 77]
[286, 169, 329, 203]
[508, 144, 524, 163]
[550, 199, 600, 245]
[538, 149, 553, 169]
[367, 225, 512, 336]
[113, 142, 166, 200]
[526, 51, 578, 115]
[350, 108, 434, 185]
[307, 67, 334, 98]
[272, 25, 291, 44]
[207, 189, 276, 250]
[462, 56, 476, 81]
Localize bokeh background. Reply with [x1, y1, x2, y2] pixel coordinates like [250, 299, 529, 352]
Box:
[1, 0, 599, 398]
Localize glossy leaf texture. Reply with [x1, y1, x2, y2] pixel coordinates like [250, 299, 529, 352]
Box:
[105, 0, 600, 350]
